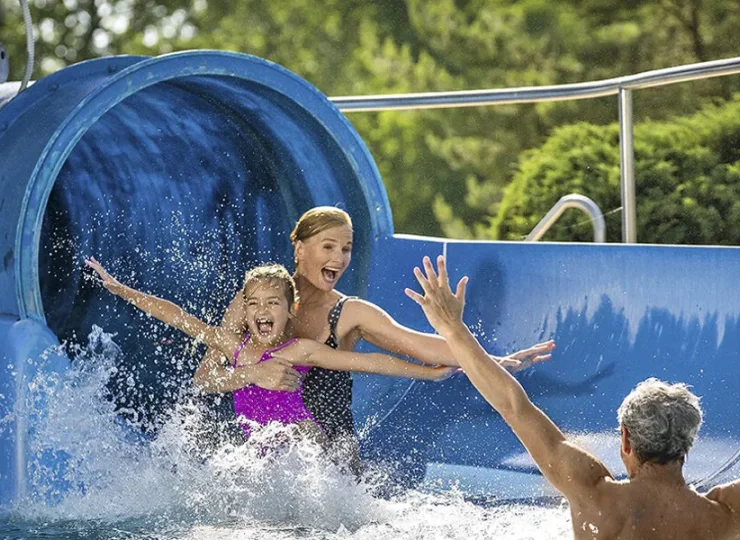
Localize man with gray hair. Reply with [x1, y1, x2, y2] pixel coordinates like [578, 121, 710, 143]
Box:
[406, 255, 740, 540]
[617, 378, 703, 468]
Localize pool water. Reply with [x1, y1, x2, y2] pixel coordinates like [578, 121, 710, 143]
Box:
[0, 328, 573, 540]
[0, 502, 572, 540]
[0, 492, 572, 539]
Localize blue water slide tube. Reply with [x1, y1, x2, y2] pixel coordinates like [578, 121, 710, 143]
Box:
[0, 50, 391, 507]
[1, 50, 739, 507]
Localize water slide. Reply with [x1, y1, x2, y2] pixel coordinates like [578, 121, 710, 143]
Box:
[1, 51, 738, 509]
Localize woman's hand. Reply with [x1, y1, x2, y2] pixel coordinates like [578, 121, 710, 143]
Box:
[249, 357, 303, 391]
[85, 257, 127, 296]
[431, 366, 462, 382]
[492, 340, 555, 373]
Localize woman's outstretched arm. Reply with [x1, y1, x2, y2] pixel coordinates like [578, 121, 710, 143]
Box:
[290, 340, 457, 381]
[344, 298, 554, 371]
[85, 258, 242, 357]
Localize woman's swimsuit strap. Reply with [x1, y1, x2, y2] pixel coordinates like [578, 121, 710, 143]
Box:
[302, 295, 358, 441]
[324, 296, 356, 349]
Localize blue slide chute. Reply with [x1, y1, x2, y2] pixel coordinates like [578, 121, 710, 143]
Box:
[0, 51, 390, 507]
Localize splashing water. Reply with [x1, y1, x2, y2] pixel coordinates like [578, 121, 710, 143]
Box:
[1, 327, 573, 539]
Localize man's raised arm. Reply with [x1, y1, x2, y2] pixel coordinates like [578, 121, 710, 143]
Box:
[405, 255, 612, 501]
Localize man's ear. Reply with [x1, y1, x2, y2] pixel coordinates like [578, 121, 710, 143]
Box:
[621, 425, 632, 455]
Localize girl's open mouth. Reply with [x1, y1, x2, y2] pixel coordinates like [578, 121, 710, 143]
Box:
[256, 318, 273, 335]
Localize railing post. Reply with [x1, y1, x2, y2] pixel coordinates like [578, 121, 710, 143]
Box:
[618, 87, 637, 243]
[1, 44, 9, 84]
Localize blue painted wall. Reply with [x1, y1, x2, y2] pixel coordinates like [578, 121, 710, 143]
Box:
[355, 237, 740, 495]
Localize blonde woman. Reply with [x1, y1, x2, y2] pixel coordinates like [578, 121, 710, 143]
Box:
[196, 207, 554, 461]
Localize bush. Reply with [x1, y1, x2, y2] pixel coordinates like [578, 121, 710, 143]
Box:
[491, 94, 740, 244]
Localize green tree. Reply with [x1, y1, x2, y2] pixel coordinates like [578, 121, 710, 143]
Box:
[2, 0, 739, 238]
[0, 0, 204, 78]
[428, 0, 740, 238]
[490, 94, 740, 245]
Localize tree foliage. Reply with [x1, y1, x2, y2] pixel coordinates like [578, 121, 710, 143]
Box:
[1, 0, 739, 240]
[491, 94, 740, 244]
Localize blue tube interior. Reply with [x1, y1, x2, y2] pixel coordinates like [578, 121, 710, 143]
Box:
[35, 74, 383, 423]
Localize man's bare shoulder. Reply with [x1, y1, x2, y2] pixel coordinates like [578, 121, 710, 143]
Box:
[704, 482, 740, 539]
[588, 475, 629, 507]
[566, 476, 627, 518]
[707, 480, 740, 514]
[580, 480, 740, 540]
[567, 478, 629, 539]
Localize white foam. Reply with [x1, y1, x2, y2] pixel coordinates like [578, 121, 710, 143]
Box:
[9, 326, 575, 539]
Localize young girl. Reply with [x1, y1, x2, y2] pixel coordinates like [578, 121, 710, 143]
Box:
[85, 258, 456, 442]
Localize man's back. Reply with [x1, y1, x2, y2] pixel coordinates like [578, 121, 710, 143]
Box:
[569, 479, 740, 540]
[406, 256, 740, 540]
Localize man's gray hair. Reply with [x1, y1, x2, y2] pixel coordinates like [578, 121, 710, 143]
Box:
[617, 378, 702, 464]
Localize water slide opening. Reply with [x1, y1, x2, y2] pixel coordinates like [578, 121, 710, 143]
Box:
[1, 52, 393, 429]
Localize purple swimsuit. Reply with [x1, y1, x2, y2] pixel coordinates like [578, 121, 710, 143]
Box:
[232, 334, 316, 437]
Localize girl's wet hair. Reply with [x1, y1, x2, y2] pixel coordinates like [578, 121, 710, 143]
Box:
[242, 264, 298, 308]
[290, 206, 353, 244]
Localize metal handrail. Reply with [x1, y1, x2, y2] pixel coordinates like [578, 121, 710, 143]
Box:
[331, 56, 740, 244]
[525, 194, 605, 243]
[331, 56, 740, 111]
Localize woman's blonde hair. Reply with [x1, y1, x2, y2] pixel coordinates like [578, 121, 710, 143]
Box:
[290, 206, 352, 244]
[242, 264, 298, 308]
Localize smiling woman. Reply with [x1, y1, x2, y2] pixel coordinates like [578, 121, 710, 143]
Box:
[291, 206, 354, 288]
[290, 208, 358, 446]
[196, 206, 554, 470]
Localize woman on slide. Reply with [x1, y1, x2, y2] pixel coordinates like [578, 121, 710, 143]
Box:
[86, 259, 456, 444]
[196, 207, 555, 459]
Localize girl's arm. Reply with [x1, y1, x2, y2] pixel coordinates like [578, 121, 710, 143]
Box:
[85, 258, 242, 357]
[194, 351, 299, 393]
[294, 340, 456, 381]
[345, 298, 554, 371]
[196, 288, 303, 392]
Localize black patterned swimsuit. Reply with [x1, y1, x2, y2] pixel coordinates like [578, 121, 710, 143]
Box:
[301, 296, 356, 442]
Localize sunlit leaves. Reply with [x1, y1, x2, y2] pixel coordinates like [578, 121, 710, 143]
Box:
[490, 95, 740, 244]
